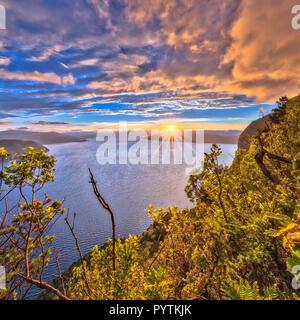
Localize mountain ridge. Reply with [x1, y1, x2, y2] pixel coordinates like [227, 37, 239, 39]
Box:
[0, 130, 86, 145]
[0, 139, 49, 156]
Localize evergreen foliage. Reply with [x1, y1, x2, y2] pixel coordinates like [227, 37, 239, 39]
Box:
[0, 95, 299, 300]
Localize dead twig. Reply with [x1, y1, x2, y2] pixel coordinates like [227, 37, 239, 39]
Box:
[65, 212, 93, 299]
[88, 168, 116, 271]
[255, 148, 281, 185]
[16, 272, 70, 300]
[255, 136, 292, 185]
[148, 243, 166, 272]
[54, 248, 67, 297]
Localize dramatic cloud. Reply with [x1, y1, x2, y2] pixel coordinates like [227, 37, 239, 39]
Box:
[0, 0, 298, 127]
[0, 122, 14, 125]
[223, 0, 300, 101]
[0, 68, 75, 86]
[31, 121, 70, 126]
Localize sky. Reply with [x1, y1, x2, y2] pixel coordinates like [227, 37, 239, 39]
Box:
[0, 0, 299, 132]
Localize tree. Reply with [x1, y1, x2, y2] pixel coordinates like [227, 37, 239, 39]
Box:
[0, 147, 69, 300]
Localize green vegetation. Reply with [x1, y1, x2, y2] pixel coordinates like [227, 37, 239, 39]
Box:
[0, 147, 67, 300]
[0, 95, 299, 300]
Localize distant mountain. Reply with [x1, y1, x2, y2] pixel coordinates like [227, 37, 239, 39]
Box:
[238, 115, 270, 150]
[147, 132, 239, 144]
[65, 131, 96, 139]
[206, 130, 242, 136]
[0, 139, 49, 156]
[0, 130, 86, 145]
[68, 130, 240, 144]
[204, 133, 239, 144]
[179, 133, 239, 144]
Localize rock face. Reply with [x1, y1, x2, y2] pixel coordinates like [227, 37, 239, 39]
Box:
[0, 130, 86, 145]
[0, 139, 49, 155]
[238, 115, 270, 150]
[204, 133, 239, 144]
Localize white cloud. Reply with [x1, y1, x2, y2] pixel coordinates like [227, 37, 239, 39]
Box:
[0, 57, 10, 66]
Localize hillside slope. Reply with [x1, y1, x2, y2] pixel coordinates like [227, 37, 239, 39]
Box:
[0, 130, 86, 145]
[32, 95, 300, 300]
[238, 115, 270, 149]
[0, 140, 48, 155]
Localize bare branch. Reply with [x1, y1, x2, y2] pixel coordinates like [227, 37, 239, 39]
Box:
[88, 168, 116, 271]
[54, 248, 66, 297]
[255, 147, 281, 185]
[65, 213, 93, 299]
[255, 136, 292, 185]
[265, 152, 292, 164]
[16, 272, 70, 300]
[148, 243, 166, 272]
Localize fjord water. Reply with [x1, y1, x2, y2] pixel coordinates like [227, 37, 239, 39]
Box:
[11, 140, 237, 298]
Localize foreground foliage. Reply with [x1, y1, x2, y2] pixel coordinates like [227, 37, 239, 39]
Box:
[0, 95, 299, 300]
[0, 148, 67, 299]
[60, 95, 300, 300]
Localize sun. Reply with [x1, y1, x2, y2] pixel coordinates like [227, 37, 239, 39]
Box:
[168, 125, 175, 133]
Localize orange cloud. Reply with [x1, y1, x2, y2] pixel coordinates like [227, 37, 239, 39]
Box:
[0, 68, 75, 86]
[120, 0, 300, 102]
[223, 0, 300, 101]
[88, 1, 239, 99]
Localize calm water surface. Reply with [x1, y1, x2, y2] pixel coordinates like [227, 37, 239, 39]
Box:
[5, 140, 237, 298]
